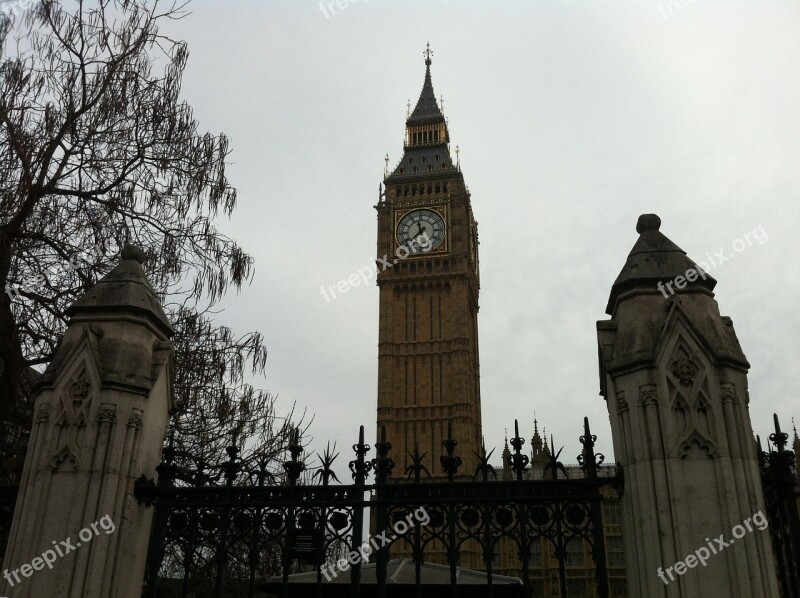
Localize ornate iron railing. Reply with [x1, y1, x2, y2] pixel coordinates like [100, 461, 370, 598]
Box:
[135, 417, 620, 598]
[758, 414, 800, 598]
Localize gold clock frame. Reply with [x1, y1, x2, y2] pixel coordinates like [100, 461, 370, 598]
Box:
[393, 204, 449, 257]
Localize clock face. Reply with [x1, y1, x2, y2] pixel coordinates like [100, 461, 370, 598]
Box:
[396, 209, 446, 253]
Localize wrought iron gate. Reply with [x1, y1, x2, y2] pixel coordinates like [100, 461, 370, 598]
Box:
[135, 417, 620, 597]
[758, 414, 800, 598]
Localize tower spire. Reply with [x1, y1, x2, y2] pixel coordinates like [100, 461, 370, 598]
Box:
[531, 412, 545, 463]
[385, 46, 456, 180]
[407, 44, 444, 125]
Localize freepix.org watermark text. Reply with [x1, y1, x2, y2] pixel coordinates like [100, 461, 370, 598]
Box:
[656, 510, 768, 586]
[3, 514, 116, 590]
[657, 224, 767, 299]
[320, 506, 430, 581]
[320, 233, 431, 303]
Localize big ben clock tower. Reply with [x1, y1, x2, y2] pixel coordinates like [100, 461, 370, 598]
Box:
[375, 46, 482, 477]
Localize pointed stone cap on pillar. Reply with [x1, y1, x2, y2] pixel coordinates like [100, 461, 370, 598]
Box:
[605, 214, 716, 315]
[66, 244, 174, 338]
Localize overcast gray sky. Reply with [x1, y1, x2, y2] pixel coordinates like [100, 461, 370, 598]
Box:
[165, 0, 799, 476]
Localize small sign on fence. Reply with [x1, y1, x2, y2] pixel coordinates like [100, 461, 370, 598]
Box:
[289, 528, 323, 563]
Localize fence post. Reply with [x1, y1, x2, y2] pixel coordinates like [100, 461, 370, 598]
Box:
[759, 414, 800, 597]
[1, 245, 174, 598]
[348, 425, 371, 598]
[372, 425, 394, 598]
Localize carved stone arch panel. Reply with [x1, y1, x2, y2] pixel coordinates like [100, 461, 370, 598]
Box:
[664, 335, 719, 448]
[678, 429, 718, 459]
[54, 365, 95, 428]
[670, 388, 691, 438]
[719, 381, 737, 404]
[694, 383, 714, 437]
[657, 324, 712, 403]
[49, 445, 79, 472]
[667, 343, 702, 391]
[615, 390, 628, 415]
[638, 385, 658, 407]
[49, 356, 103, 466]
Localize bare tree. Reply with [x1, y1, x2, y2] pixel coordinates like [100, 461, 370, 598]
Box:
[0, 0, 304, 481]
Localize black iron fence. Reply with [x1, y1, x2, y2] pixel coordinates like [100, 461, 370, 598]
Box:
[2, 414, 794, 597]
[135, 418, 619, 598]
[758, 414, 800, 598]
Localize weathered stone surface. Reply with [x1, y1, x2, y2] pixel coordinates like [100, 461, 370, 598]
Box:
[606, 214, 716, 315]
[597, 216, 779, 598]
[2, 245, 173, 598]
[65, 243, 173, 336]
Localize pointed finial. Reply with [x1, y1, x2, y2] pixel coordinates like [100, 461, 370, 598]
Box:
[636, 213, 661, 234]
[440, 94, 444, 113]
[455, 145, 460, 169]
[424, 41, 433, 66]
[384, 153, 389, 177]
[121, 244, 146, 264]
[534, 411, 538, 435]
[504, 428, 509, 447]
[406, 98, 411, 118]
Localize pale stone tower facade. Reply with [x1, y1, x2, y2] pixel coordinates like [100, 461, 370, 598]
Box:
[376, 50, 482, 477]
[1, 245, 173, 598]
[597, 214, 779, 597]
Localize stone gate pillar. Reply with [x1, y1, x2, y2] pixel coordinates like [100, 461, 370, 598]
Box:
[1, 245, 173, 598]
[597, 215, 779, 597]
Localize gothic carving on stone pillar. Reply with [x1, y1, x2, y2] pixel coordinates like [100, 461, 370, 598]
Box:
[672, 393, 690, 437]
[695, 391, 713, 437]
[35, 404, 50, 423]
[639, 385, 658, 407]
[55, 367, 94, 427]
[96, 403, 118, 424]
[615, 391, 628, 414]
[127, 408, 144, 430]
[720, 381, 736, 403]
[678, 429, 719, 459]
[49, 445, 79, 471]
[669, 351, 700, 387]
